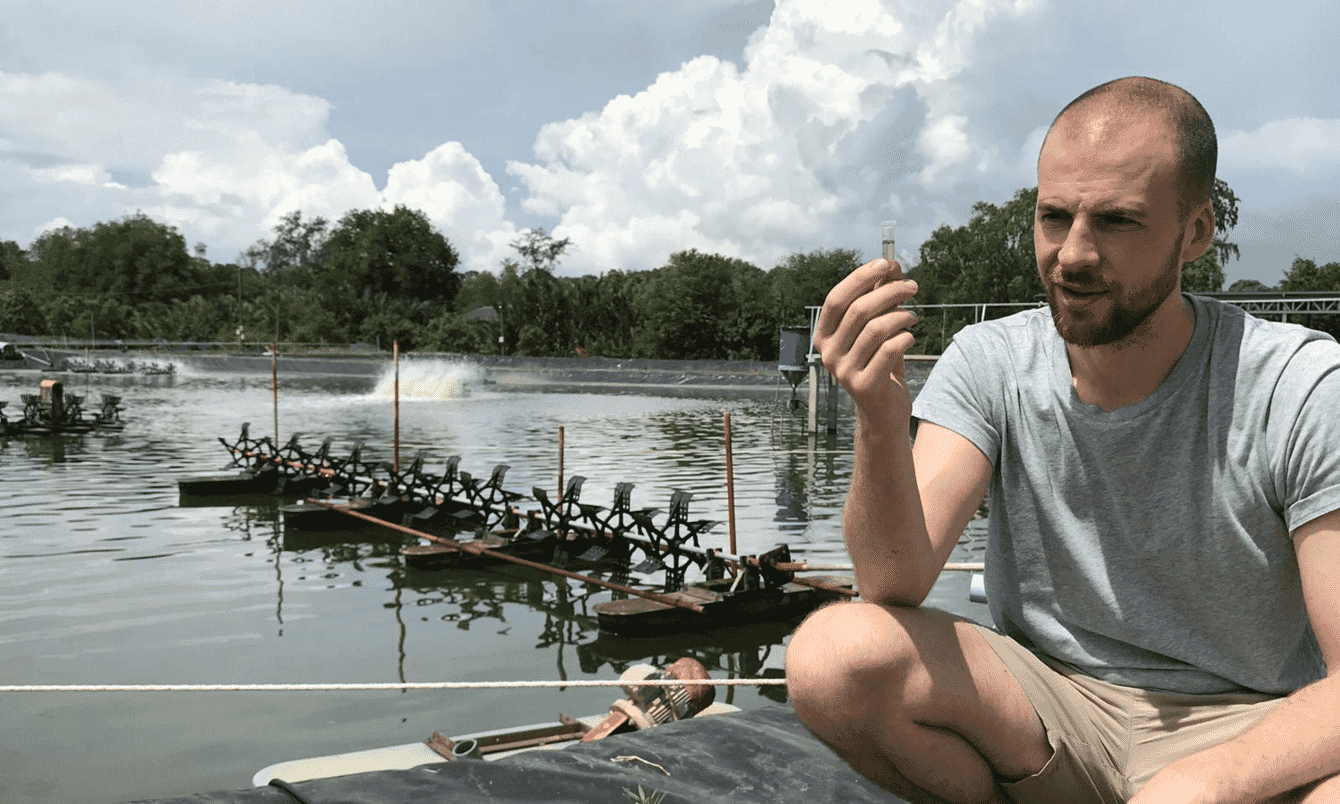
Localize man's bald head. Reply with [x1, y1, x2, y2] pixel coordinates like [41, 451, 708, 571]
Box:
[1044, 77, 1216, 218]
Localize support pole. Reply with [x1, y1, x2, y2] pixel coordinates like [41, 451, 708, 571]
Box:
[557, 425, 565, 501]
[309, 500, 705, 613]
[393, 339, 400, 473]
[723, 411, 737, 556]
[807, 362, 818, 433]
[826, 366, 839, 434]
[271, 343, 279, 445]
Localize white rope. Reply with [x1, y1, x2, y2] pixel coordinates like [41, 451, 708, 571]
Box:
[0, 678, 787, 693]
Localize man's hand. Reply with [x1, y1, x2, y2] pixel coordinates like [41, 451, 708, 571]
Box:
[814, 258, 920, 420]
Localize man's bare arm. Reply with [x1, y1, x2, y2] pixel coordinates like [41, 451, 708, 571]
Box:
[1130, 507, 1340, 803]
[815, 259, 991, 605]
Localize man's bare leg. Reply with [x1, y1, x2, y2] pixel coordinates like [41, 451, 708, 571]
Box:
[786, 602, 1052, 804]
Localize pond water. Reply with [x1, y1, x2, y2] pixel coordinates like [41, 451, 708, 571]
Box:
[0, 358, 986, 804]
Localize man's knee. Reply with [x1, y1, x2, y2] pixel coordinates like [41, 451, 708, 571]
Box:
[785, 601, 926, 737]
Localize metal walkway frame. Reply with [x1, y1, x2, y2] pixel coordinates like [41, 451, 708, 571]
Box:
[898, 292, 1340, 326]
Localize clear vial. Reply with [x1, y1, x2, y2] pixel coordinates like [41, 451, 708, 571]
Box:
[880, 221, 897, 263]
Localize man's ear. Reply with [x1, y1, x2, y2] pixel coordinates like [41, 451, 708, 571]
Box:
[1180, 200, 1216, 264]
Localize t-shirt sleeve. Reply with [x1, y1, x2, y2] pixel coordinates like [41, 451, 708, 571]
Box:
[1277, 338, 1340, 533]
[910, 333, 1002, 467]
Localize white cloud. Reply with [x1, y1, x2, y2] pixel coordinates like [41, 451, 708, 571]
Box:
[26, 163, 124, 189]
[0, 69, 519, 271]
[508, 0, 1043, 275]
[381, 143, 518, 272]
[1221, 118, 1340, 177]
[147, 135, 378, 245]
[36, 216, 76, 236]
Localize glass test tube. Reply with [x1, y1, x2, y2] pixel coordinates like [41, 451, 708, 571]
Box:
[880, 221, 897, 263]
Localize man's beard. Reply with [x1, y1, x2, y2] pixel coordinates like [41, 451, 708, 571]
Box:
[1045, 233, 1184, 347]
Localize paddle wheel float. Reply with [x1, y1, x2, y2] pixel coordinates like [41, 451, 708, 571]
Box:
[179, 423, 856, 636]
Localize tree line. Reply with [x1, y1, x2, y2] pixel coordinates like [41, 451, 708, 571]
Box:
[0, 206, 859, 361]
[1, 181, 1336, 359]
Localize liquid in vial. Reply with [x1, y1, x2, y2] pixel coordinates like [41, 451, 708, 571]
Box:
[880, 221, 897, 263]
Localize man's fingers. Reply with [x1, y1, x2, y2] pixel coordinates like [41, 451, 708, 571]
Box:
[833, 328, 917, 403]
[816, 259, 906, 340]
[873, 257, 904, 286]
[817, 274, 918, 367]
[833, 307, 920, 379]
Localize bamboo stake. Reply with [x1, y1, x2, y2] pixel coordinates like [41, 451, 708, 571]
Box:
[784, 561, 984, 573]
[271, 343, 278, 445]
[307, 499, 704, 613]
[723, 411, 737, 556]
[557, 425, 565, 501]
[393, 339, 400, 473]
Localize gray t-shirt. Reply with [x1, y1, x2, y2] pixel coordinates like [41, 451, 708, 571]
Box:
[912, 294, 1340, 695]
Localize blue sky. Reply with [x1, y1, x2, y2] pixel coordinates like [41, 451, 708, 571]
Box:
[2, 0, 1338, 288]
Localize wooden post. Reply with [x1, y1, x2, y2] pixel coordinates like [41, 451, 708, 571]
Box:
[724, 411, 737, 556]
[826, 366, 839, 434]
[807, 362, 818, 433]
[393, 339, 400, 473]
[271, 343, 278, 445]
[557, 425, 565, 501]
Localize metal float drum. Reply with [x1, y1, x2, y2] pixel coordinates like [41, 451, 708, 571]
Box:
[39, 378, 64, 422]
[778, 326, 810, 390]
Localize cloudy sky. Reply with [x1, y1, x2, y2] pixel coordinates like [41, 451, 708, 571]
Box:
[2, 0, 1338, 287]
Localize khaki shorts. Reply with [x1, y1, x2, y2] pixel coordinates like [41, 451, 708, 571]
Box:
[974, 625, 1283, 804]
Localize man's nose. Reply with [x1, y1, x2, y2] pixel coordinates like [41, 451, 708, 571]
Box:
[1057, 219, 1099, 270]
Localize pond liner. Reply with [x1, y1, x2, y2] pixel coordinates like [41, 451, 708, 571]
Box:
[116, 705, 903, 804]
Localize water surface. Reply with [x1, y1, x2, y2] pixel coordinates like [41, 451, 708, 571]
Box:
[0, 358, 985, 804]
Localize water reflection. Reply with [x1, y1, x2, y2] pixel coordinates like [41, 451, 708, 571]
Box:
[195, 484, 813, 706]
[266, 518, 801, 700]
[0, 362, 979, 804]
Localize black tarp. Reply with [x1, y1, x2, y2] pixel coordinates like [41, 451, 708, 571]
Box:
[121, 705, 905, 804]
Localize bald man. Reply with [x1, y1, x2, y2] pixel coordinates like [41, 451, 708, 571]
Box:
[786, 77, 1340, 804]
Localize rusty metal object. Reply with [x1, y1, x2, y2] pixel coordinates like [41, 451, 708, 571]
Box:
[308, 499, 706, 614]
[580, 658, 715, 742]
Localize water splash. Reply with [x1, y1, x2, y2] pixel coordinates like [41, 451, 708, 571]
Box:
[369, 358, 484, 400]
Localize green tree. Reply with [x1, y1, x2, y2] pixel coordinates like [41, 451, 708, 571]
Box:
[418, 312, 496, 354]
[772, 249, 862, 326]
[566, 270, 646, 357]
[508, 265, 572, 356]
[1227, 279, 1275, 293]
[323, 206, 460, 301]
[1209, 178, 1241, 266]
[25, 214, 203, 305]
[319, 205, 460, 338]
[911, 187, 1040, 353]
[454, 271, 501, 318]
[1278, 257, 1340, 338]
[242, 283, 341, 345]
[1278, 257, 1340, 292]
[44, 294, 134, 340]
[23, 226, 81, 294]
[38, 295, 84, 339]
[0, 240, 25, 284]
[0, 288, 48, 335]
[357, 292, 437, 351]
[495, 230, 575, 356]
[1180, 250, 1224, 293]
[131, 296, 233, 342]
[633, 250, 773, 360]
[511, 228, 572, 275]
[242, 211, 330, 287]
